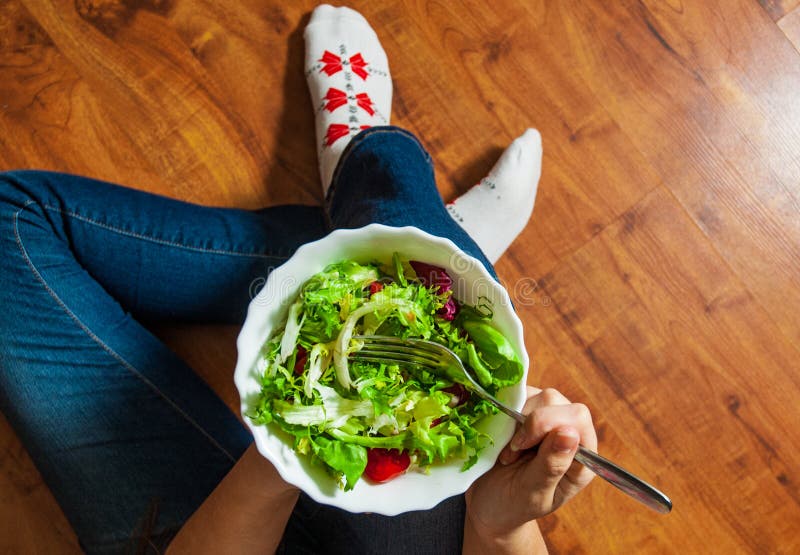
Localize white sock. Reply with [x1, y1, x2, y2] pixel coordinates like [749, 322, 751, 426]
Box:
[447, 129, 542, 263]
[304, 5, 392, 194]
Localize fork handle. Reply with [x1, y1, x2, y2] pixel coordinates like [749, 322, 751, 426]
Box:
[506, 407, 672, 513]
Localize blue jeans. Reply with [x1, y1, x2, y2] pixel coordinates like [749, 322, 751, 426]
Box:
[0, 127, 494, 554]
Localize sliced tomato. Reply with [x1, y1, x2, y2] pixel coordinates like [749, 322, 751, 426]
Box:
[364, 448, 410, 483]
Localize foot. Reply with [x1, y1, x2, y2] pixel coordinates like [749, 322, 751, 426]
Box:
[447, 129, 542, 263]
[304, 4, 392, 194]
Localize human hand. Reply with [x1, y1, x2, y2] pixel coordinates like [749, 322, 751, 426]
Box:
[464, 386, 597, 539]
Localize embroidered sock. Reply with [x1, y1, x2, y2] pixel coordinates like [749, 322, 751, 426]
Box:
[447, 129, 543, 263]
[304, 4, 392, 194]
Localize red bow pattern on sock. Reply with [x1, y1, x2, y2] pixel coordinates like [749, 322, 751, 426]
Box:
[311, 46, 388, 150]
[323, 88, 375, 116]
[325, 124, 371, 146]
[319, 50, 369, 80]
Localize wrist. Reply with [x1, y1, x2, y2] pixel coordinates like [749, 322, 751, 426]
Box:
[239, 444, 299, 501]
[166, 444, 299, 554]
[463, 511, 546, 555]
[463, 490, 546, 555]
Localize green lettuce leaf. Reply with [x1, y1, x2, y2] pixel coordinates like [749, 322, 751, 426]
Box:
[252, 254, 524, 490]
[311, 436, 368, 491]
[463, 320, 524, 388]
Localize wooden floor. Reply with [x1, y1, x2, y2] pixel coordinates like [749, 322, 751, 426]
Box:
[2, 0, 800, 553]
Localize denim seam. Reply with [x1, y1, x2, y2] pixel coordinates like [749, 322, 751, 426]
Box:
[13, 200, 237, 463]
[42, 203, 284, 260]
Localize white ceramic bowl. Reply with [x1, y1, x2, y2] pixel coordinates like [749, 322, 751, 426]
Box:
[234, 224, 529, 515]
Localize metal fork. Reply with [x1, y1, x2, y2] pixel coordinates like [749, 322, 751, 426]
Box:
[352, 335, 672, 514]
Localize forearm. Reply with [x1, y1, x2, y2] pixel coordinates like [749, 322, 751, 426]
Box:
[167, 444, 299, 555]
[463, 513, 547, 555]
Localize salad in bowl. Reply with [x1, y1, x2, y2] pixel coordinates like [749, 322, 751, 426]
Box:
[234, 225, 528, 515]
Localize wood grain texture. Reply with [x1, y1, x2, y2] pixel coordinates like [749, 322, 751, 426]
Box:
[779, 3, 800, 50]
[1, 0, 799, 553]
[759, 0, 800, 20]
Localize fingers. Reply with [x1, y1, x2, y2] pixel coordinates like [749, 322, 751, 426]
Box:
[528, 426, 580, 490]
[498, 388, 596, 466]
[526, 385, 542, 396]
[492, 386, 598, 517]
[519, 423, 599, 513]
[511, 388, 570, 451]
[513, 401, 596, 452]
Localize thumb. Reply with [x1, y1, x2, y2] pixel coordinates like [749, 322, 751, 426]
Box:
[524, 427, 580, 497]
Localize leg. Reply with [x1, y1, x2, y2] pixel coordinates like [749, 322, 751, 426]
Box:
[279, 494, 465, 555]
[277, 127, 484, 555]
[303, 4, 541, 264]
[304, 5, 392, 194]
[328, 126, 497, 276]
[293, 5, 535, 552]
[0, 172, 326, 324]
[447, 128, 543, 263]
[0, 171, 326, 553]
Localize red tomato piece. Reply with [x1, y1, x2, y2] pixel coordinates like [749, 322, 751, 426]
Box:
[369, 281, 384, 296]
[364, 448, 410, 483]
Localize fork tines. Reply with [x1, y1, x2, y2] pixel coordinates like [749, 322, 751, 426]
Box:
[350, 335, 443, 369]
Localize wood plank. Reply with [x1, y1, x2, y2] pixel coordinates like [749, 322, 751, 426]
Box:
[778, 4, 800, 51]
[3, 0, 319, 207]
[2, 0, 800, 553]
[548, 0, 800, 351]
[524, 187, 800, 553]
[387, 0, 664, 280]
[758, 0, 800, 20]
